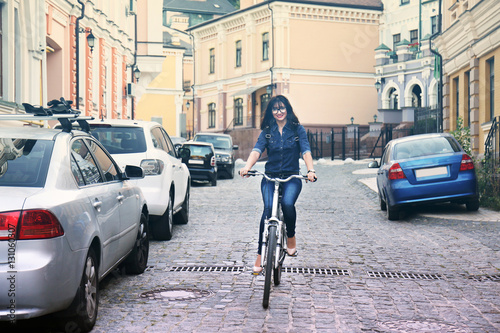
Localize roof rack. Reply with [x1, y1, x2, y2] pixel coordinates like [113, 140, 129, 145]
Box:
[0, 97, 94, 133]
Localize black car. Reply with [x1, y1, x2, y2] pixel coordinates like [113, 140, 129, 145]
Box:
[193, 133, 238, 179]
[179, 142, 217, 186]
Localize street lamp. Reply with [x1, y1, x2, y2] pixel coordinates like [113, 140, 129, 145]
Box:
[186, 100, 190, 111]
[375, 77, 385, 92]
[133, 66, 141, 82]
[373, 114, 378, 123]
[350, 117, 354, 125]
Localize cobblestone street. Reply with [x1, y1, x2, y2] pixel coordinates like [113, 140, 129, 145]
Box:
[88, 160, 500, 332]
[9, 160, 500, 332]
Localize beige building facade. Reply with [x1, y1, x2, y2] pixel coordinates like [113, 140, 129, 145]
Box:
[188, 0, 383, 156]
[435, 0, 500, 156]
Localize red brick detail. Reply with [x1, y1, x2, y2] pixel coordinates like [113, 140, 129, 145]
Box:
[85, 32, 93, 117]
[99, 38, 106, 119]
[111, 48, 117, 119]
[122, 55, 127, 119]
[69, 16, 77, 105]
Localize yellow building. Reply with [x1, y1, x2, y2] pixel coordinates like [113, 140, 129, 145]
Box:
[188, 0, 383, 157]
[435, 0, 500, 156]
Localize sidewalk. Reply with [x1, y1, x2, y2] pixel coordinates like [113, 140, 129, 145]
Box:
[354, 166, 500, 222]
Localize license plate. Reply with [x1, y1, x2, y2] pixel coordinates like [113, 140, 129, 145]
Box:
[189, 159, 204, 165]
[415, 166, 447, 178]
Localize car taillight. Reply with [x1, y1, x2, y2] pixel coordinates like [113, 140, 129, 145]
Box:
[460, 154, 475, 171]
[210, 156, 216, 167]
[140, 159, 164, 175]
[0, 210, 64, 240]
[0, 211, 21, 240]
[388, 163, 406, 180]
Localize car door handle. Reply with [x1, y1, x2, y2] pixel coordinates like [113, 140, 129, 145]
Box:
[93, 199, 102, 210]
[117, 194, 125, 202]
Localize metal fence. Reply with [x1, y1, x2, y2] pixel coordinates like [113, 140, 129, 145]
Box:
[484, 116, 500, 170]
[414, 107, 442, 134]
[307, 125, 414, 160]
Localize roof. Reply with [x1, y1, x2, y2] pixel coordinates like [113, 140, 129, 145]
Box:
[163, 0, 236, 15]
[188, 0, 383, 31]
[87, 119, 163, 128]
[195, 132, 232, 138]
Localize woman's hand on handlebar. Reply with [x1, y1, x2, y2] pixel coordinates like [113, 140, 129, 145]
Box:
[239, 166, 252, 178]
[306, 171, 317, 183]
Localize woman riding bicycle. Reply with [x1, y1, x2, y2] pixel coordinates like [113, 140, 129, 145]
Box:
[239, 95, 317, 274]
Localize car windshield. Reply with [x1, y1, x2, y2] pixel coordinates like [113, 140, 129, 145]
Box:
[0, 138, 53, 187]
[194, 135, 231, 150]
[90, 127, 147, 154]
[393, 136, 461, 160]
[184, 144, 213, 158]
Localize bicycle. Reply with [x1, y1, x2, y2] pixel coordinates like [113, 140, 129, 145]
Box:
[244, 170, 310, 308]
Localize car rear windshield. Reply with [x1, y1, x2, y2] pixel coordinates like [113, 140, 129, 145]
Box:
[194, 135, 231, 150]
[393, 137, 461, 160]
[184, 144, 213, 158]
[90, 126, 147, 154]
[0, 139, 53, 187]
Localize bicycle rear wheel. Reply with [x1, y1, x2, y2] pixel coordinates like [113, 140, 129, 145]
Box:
[263, 225, 277, 308]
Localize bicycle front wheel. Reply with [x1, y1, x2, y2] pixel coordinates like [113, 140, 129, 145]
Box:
[263, 225, 277, 308]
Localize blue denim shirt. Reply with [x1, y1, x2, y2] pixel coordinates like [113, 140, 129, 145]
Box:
[252, 122, 311, 174]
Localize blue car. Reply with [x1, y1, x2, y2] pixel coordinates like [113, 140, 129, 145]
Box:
[368, 133, 479, 220]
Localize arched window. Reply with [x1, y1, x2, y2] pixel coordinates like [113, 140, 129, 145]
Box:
[389, 88, 399, 110]
[208, 103, 216, 128]
[411, 85, 422, 107]
[234, 98, 243, 125]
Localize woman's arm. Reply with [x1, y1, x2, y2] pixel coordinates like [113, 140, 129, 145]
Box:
[303, 151, 317, 182]
[240, 150, 261, 177]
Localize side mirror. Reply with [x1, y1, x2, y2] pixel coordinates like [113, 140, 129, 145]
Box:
[368, 160, 379, 169]
[233, 145, 239, 150]
[178, 147, 191, 163]
[124, 165, 145, 179]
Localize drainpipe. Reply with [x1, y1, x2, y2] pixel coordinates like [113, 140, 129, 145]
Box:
[76, 1, 85, 110]
[429, 0, 443, 132]
[189, 31, 196, 137]
[131, 12, 138, 120]
[268, 0, 275, 96]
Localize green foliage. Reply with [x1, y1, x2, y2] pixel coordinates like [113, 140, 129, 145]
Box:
[450, 117, 500, 210]
[475, 160, 500, 211]
[450, 117, 471, 156]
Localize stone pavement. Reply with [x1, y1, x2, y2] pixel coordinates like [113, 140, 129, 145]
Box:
[8, 160, 500, 332]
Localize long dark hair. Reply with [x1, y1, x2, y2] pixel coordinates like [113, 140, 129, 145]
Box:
[260, 95, 300, 130]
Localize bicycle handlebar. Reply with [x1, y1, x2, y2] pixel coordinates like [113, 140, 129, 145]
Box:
[240, 170, 315, 182]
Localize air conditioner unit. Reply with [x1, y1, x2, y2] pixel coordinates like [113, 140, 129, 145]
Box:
[127, 83, 136, 97]
[129, 0, 137, 15]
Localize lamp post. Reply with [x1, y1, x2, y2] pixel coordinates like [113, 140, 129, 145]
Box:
[350, 117, 354, 125]
[75, 27, 96, 110]
[373, 114, 378, 123]
[133, 66, 141, 82]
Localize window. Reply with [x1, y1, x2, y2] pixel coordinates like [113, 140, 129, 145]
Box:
[235, 40, 242, 68]
[431, 16, 438, 35]
[410, 29, 418, 45]
[208, 103, 216, 128]
[86, 139, 120, 182]
[209, 48, 215, 74]
[261, 93, 270, 116]
[160, 128, 176, 157]
[234, 98, 243, 125]
[262, 32, 269, 61]
[393, 34, 400, 51]
[389, 88, 398, 110]
[487, 58, 495, 121]
[71, 139, 103, 185]
[453, 77, 459, 127]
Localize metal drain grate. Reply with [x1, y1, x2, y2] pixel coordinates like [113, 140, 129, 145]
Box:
[283, 267, 350, 276]
[467, 274, 500, 282]
[169, 266, 245, 273]
[367, 271, 445, 280]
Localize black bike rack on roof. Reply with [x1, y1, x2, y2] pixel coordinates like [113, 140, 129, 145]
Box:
[1, 97, 94, 133]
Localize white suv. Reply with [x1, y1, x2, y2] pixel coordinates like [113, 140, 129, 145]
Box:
[88, 119, 190, 240]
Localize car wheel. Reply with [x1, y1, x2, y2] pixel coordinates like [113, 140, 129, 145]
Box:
[228, 164, 235, 179]
[124, 213, 149, 274]
[65, 248, 98, 332]
[385, 196, 399, 220]
[466, 198, 480, 211]
[211, 177, 217, 186]
[174, 184, 190, 225]
[379, 190, 387, 211]
[151, 194, 173, 240]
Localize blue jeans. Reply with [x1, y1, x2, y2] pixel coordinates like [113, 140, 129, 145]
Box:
[257, 177, 302, 254]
